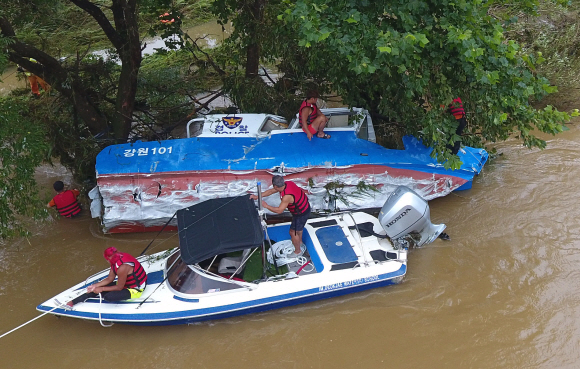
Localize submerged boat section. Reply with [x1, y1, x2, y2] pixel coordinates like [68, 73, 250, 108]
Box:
[90, 108, 488, 233]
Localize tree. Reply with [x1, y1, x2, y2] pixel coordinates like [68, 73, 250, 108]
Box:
[0, 0, 143, 140]
[283, 0, 578, 168]
[0, 0, 189, 239]
[0, 97, 49, 238]
[213, 0, 267, 78]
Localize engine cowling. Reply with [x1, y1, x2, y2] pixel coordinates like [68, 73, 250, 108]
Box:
[378, 186, 446, 247]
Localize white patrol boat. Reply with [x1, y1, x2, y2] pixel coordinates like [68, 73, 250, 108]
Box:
[38, 186, 446, 325]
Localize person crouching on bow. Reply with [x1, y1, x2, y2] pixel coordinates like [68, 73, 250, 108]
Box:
[65, 247, 147, 307]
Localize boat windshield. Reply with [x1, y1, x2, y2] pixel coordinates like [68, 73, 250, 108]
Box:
[259, 117, 288, 132]
[166, 252, 244, 295]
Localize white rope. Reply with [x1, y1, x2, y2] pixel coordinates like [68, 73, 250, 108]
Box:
[98, 293, 114, 328]
[266, 240, 306, 266]
[0, 302, 65, 339]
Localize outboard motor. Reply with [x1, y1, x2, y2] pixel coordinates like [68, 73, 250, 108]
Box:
[378, 186, 446, 248]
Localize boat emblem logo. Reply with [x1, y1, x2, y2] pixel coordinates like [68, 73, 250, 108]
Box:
[222, 117, 243, 129]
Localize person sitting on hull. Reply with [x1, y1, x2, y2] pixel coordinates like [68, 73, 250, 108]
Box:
[250, 175, 311, 256]
[65, 247, 148, 308]
[47, 181, 82, 218]
[299, 90, 331, 140]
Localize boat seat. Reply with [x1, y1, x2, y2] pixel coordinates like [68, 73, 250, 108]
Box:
[348, 222, 388, 239]
[316, 225, 358, 264]
[218, 249, 251, 275]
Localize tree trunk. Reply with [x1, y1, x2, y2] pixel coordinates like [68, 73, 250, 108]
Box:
[245, 0, 266, 78]
[110, 0, 141, 140]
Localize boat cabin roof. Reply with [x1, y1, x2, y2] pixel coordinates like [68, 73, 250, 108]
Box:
[177, 196, 264, 264]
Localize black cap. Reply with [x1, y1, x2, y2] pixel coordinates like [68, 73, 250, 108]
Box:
[53, 181, 64, 191]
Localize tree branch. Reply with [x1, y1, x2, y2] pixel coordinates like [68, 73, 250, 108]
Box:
[69, 0, 123, 50]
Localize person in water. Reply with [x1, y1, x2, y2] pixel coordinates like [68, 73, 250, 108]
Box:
[250, 176, 311, 256]
[65, 247, 148, 307]
[47, 180, 82, 218]
[299, 90, 331, 140]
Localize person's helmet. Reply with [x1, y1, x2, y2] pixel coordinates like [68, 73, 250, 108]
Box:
[103, 247, 118, 260]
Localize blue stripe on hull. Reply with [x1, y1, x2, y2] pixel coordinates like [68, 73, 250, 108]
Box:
[96, 132, 486, 180]
[133, 275, 402, 326]
[38, 265, 406, 326]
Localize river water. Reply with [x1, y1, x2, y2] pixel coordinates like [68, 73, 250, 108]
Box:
[1, 119, 580, 368]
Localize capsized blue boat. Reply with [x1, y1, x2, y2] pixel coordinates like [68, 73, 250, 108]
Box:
[88, 108, 487, 233]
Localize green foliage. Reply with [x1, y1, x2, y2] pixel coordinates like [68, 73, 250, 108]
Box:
[504, 1, 580, 109]
[282, 0, 577, 168]
[0, 37, 12, 78]
[222, 73, 301, 119]
[0, 96, 50, 238]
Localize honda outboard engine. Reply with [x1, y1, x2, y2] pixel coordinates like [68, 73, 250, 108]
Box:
[378, 186, 446, 248]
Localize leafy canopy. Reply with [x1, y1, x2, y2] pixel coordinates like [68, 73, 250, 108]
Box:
[283, 0, 578, 168]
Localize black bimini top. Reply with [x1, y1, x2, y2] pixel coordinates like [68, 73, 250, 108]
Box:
[177, 196, 264, 265]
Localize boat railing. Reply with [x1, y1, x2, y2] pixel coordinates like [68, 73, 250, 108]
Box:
[186, 118, 206, 138]
[346, 212, 373, 267]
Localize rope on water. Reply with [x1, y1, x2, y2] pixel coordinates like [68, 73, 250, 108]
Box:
[0, 304, 63, 339]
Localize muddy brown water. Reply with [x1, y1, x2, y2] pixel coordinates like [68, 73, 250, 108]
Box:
[2, 122, 580, 369]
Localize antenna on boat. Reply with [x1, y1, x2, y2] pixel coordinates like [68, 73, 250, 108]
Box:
[256, 181, 280, 277]
[139, 211, 177, 256]
[257, 182, 268, 279]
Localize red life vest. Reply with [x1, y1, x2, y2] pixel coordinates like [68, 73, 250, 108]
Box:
[112, 253, 147, 289]
[280, 181, 310, 216]
[53, 190, 81, 218]
[448, 97, 465, 119]
[299, 100, 318, 127]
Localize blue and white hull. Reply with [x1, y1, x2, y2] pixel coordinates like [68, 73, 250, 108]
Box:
[38, 211, 409, 326]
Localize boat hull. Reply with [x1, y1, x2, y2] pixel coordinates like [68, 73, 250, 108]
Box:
[37, 266, 405, 326]
[91, 131, 487, 233]
[37, 209, 416, 326]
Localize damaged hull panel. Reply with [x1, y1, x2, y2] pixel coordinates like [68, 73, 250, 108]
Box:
[93, 112, 488, 233]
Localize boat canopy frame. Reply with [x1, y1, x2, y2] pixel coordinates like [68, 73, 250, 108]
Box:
[177, 196, 264, 265]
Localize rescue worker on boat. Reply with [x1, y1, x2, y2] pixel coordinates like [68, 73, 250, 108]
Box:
[65, 247, 148, 308]
[250, 175, 311, 256]
[47, 181, 82, 218]
[299, 90, 331, 140]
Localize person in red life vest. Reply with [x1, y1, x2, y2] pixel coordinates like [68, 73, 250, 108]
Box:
[299, 90, 331, 140]
[65, 247, 148, 308]
[17, 58, 50, 98]
[447, 97, 468, 155]
[47, 180, 82, 218]
[250, 175, 311, 256]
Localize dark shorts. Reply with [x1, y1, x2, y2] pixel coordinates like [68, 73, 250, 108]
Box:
[290, 207, 311, 232]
